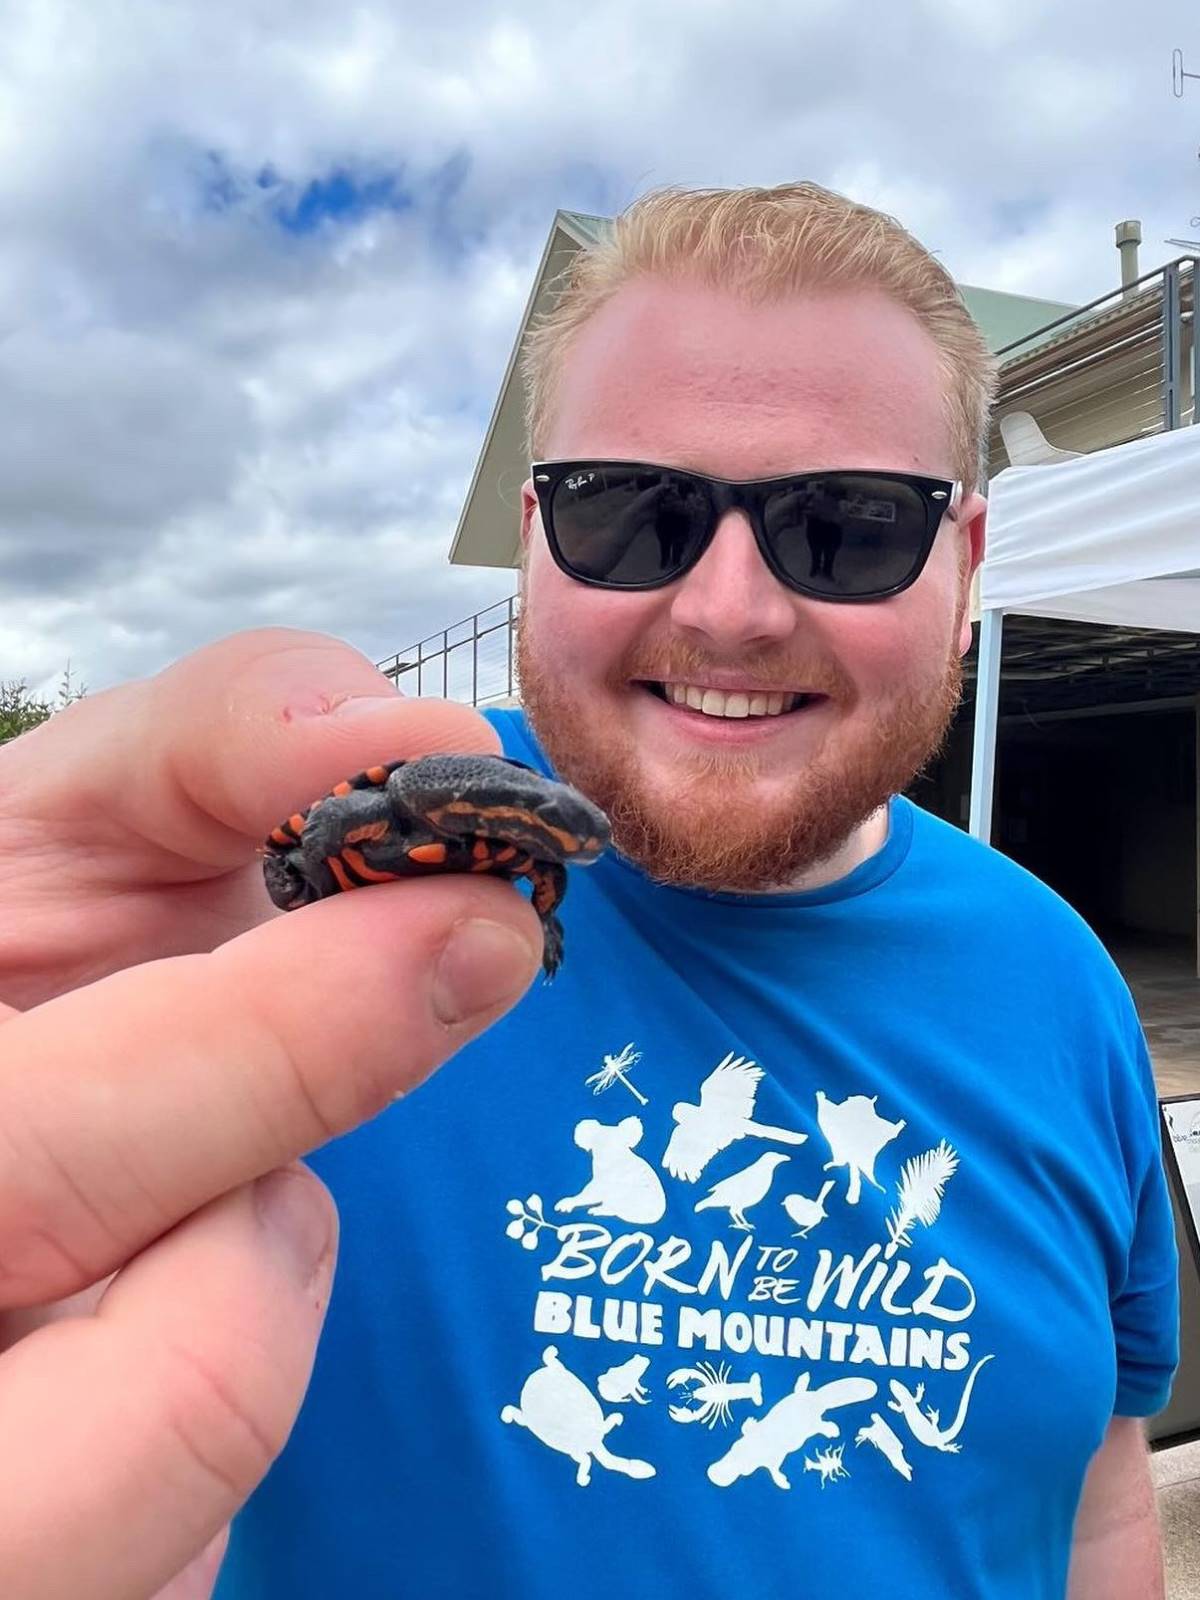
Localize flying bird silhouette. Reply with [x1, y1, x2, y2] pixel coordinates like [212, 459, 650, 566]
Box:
[662, 1053, 808, 1182]
[694, 1152, 791, 1231]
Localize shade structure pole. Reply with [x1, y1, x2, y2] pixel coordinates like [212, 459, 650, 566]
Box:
[968, 609, 1004, 843]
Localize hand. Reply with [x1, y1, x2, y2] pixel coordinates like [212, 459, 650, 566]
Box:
[0, 628, 545, 1599]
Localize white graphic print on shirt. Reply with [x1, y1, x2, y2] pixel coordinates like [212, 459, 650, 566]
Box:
[556, 1117, 667, 1225]
[662, 1054, 809, 1181]
[501, 1046, 994, 1490]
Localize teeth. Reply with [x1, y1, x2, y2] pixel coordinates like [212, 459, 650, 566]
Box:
[661, 683, 798, 718]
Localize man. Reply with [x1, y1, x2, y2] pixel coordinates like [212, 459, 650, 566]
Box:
[0, 183, 1177, 1599]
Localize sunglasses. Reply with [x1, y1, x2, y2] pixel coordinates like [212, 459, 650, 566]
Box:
[531, 460, 961, 603]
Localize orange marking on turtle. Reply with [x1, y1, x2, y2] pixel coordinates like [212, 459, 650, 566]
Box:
[365, 765, 390, 784]
[531, 869, 558, 915]
[328, 856, 357, 892]
[341, 846, 402, 883]
[288, 813, 308, 835]
[428, 801, 579, 853]
[408, 842, 448, 865]
[332, 780, 353, 797]
[495, 845, 518, 863]
[472, 839, 490, 861]
[345, 820, 391, 845]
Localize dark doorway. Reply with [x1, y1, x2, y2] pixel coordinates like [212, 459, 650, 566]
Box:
[911, 617, 1200, 969]
[993, 707, 1195, 948]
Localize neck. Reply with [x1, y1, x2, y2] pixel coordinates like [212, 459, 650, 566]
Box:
[750, 803, 891, 895]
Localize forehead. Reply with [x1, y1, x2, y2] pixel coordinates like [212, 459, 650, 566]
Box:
[543, 276, 953, 480]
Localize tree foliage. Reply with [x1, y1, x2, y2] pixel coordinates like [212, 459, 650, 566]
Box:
[0, 663, 88, 746]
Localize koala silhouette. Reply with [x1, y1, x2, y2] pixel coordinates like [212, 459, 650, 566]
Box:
[555, 1117, 667, 1224]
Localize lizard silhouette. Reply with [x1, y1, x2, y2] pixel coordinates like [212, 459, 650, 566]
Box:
[886, 1354, 994, 1454]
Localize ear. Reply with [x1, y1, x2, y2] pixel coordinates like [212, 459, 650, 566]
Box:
[955, 489, 988, 658]
[520, 478, 539, 550]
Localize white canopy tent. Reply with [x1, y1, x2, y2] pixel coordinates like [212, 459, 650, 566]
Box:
[968, 423, 1200, 846]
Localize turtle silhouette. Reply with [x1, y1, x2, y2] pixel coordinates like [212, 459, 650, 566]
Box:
[501, 1347, 657, 1487]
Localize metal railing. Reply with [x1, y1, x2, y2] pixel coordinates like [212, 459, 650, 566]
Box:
[382, 259, 1199, 709]
[986, 256, 1197, 477]
[377, 594, 519, 705]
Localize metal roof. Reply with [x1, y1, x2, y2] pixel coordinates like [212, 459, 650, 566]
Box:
[449, 212, 599, 570]
[962, 615, 1200, 718]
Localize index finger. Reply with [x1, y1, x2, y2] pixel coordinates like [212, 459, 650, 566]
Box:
[0, 627, 501, 883]
[0, 866, 543, 1311]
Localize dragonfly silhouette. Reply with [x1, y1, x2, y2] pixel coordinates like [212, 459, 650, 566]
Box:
[585, 1043, 648, 1106]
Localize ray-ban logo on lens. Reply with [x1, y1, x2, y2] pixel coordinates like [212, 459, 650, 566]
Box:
[565, 472, 596, 492]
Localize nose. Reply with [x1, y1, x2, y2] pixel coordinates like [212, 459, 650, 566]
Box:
[667, 511, 797, 650]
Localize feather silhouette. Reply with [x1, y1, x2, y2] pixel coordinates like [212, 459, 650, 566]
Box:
[885, 1140, 959, 1256]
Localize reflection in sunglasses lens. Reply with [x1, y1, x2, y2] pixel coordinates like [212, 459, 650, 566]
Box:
[764, 477, 927, 596]
[554, 469, 709, 584]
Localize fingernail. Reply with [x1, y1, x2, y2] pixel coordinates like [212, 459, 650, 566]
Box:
[255, 1166, 336, 1289]
[433, 918, 541, 1026]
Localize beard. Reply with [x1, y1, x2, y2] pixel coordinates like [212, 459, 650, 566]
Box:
[515, 608, 963, 893]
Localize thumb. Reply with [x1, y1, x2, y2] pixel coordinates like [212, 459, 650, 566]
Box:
[0, 1163, 336, 1600]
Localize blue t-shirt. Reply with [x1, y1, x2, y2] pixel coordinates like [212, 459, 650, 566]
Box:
[217, 708, 1179, 1600]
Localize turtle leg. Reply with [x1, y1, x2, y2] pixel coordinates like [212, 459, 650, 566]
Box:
[526, 862, 568, 979]
[475, 854, 568, 977]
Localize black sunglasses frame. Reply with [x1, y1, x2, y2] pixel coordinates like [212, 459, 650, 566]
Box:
[531, 460, 961, 603]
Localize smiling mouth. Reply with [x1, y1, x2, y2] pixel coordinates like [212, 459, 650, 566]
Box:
[639, 681, 824, 720]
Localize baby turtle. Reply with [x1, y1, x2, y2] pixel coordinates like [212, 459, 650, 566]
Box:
[262, 752, 609, 977]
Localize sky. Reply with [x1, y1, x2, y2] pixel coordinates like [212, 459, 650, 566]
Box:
[1, 0, 1198, 699]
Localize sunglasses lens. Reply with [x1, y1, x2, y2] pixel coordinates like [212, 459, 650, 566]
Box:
[763, 475, 934, 597]
[548, 466, 710, 585]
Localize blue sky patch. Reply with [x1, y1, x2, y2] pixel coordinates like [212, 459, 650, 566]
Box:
[270, 168, 413, 233]
[196, 150, 413, 233]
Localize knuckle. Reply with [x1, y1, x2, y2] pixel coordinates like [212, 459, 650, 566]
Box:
[269, 1026, 356, 1143]
[162, 1333, 284, 1504]
[282, 1007, 409, 1130]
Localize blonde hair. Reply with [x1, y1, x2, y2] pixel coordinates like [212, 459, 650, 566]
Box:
[521, 181, 998, 493]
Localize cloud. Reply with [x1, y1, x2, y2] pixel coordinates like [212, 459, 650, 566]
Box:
[0, 0, 1196, 697]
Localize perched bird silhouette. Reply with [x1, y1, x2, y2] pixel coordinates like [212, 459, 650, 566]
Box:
[662, 1053, 807, 1182]
[781, 1179, 838, 1238]
[694, 1152, 790, 1231]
